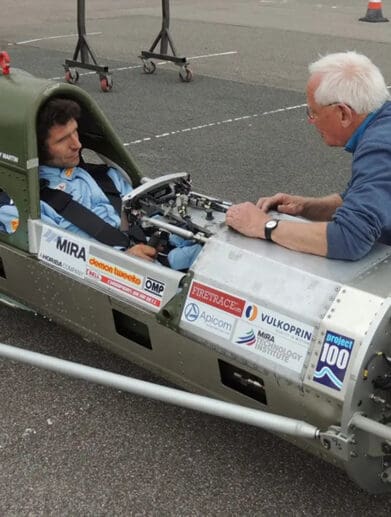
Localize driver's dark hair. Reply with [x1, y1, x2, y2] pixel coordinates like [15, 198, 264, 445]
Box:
[37, 98, 81, 163]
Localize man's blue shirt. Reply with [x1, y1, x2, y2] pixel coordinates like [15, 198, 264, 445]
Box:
[327, 100, 391, 260]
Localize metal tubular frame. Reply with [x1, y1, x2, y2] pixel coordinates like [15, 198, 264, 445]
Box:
[140, 0, 188, 66]
[0, 343, 319, 440]
[64, 0, 110, 78]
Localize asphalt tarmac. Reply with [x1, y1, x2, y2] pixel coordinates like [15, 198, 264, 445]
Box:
[1, 1, 391, 514]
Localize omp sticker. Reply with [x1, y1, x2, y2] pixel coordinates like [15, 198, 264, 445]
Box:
[313, 331, 354, 391]
[188, 281, 245, 317]
[38, 227, 88, 279]
[233, 319, 309, 373]
[143, 276, 165, 298]
[182, 300, 235, 339]
[243, 303, 313, 346]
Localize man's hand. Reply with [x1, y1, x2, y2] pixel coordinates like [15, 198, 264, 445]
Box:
[126, 244, 157, 261]
[256, 192, 306, 216]
[226, 202, 269, 238]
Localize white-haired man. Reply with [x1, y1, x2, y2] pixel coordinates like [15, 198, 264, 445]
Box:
[226, 51, 391, 261]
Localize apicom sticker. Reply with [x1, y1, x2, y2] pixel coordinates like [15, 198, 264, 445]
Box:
[313, 331, 354, 391]
[182, 300, 235, 339]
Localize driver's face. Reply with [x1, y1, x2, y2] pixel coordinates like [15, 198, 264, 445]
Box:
[45, 118, 81, 168]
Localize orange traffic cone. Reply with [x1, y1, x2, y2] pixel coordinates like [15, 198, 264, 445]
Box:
[359, 1, 389, 22]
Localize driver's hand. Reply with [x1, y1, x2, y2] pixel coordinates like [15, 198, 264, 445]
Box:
[126, 244, 157, 261]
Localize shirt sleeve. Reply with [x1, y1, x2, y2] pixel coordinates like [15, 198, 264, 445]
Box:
[0, 204, 19, 234]
[107, 167, 133, 198]
[327, 139, 391, 260]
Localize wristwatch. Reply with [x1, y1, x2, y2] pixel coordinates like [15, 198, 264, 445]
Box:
[264, 219, 279, 241]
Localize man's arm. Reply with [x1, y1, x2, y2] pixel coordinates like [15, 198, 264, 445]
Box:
[226, 202, 328, 256]
[257, 193, 343, 221]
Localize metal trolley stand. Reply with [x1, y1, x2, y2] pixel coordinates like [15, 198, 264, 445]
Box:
[64, 0, 112, 92]
[140, 0, 193, 82]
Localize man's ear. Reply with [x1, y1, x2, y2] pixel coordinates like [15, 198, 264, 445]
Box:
[340, 104, 355, 128]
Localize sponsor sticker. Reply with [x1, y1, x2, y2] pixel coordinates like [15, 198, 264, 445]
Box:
[313, 330, 354, 391]
[243, 303, 313, 345]
[87, 256, 143, 286]
[0, 151, 19, 164]
[38, 227, 88, 279]
[143, 276, 165, 298]
[86, 269, 160, 307]
[232, 319, 309, 373]
[188, 281, 245, 317]
[182, 300, 235, 339]
[86, 256, 161, 307]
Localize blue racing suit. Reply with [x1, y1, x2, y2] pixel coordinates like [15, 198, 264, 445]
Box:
[0, 165, 201, 270]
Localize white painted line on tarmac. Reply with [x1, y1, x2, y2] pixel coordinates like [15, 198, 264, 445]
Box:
[187, 51, 238, 60]
[123, 103, 307, 146]
[10, 32, 102, 45]
[49, 50, 238, 80]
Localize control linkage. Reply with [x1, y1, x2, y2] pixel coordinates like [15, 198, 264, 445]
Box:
[123, 173, 231, 243]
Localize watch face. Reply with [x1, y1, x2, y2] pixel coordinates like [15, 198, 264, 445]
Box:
[266, 220, 278, 229]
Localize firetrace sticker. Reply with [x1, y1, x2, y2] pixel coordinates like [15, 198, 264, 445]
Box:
[313, 330, 354, 391]
[38, 226, 88, 279]
[188, 281, 245, 317]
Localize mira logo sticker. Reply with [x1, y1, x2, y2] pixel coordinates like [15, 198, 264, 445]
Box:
[313, 331, 354, 391]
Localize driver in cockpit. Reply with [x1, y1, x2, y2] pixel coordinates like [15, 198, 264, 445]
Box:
[0, 98, 201, 270]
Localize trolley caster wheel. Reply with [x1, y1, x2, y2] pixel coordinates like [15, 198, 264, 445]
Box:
[179, 66, 193, 83]
[100, 75, 113, 92]
[65, 68, 79, 84]
[142, 60, 156, 74]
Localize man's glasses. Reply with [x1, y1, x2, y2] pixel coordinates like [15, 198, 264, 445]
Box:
[306, 102, 352, 121]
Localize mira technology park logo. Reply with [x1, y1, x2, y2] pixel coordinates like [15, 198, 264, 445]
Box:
[313, 330, 354, 391]
[235, 329, 256, 346]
